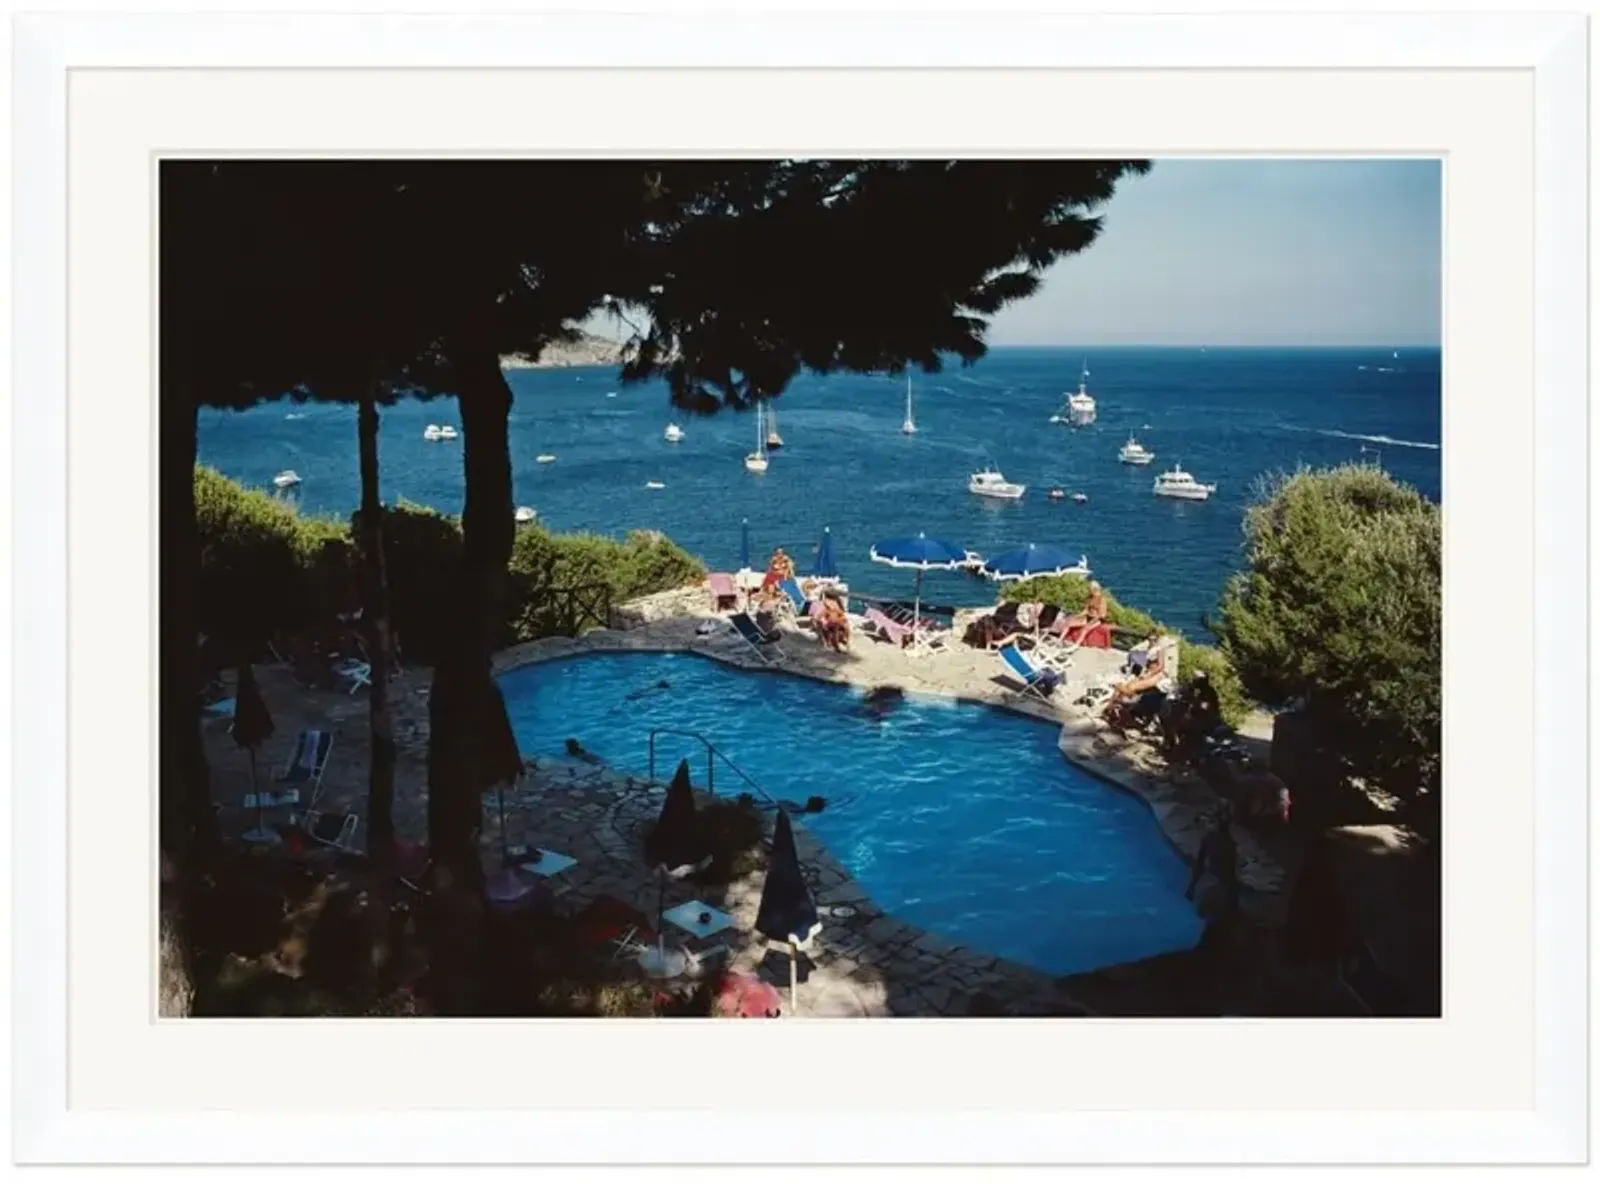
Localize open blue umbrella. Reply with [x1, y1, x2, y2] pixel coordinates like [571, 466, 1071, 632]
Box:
[869, 533, 966, 644]
[981, 543, 1091, 583]
[755, 808, 821, 1014]
[810, 526, 837, 580]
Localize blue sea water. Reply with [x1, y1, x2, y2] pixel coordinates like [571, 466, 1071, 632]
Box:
[198, 346, 1441, 634]
[499, 650, 1205, 975]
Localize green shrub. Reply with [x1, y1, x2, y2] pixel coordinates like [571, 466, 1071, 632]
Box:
[1002, 572, 1248, 726]
[194, 468, 703, 660]
[1216, 464, 1440, 797]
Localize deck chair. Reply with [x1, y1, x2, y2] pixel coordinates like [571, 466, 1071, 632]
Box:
[728, 612, 787, 664]
[862, 607, 913, 647]
[289, 808, 360, 855]
[277, 729, 335, 807]
[998, 644, 1064, 703]
[706, 572, 739, 612]
[776, 578, 814, 626]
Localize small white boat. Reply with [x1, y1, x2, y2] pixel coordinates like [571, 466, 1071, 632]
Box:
[746, 403, 770, 473]
[968, 466, 1026, 500]
[959, 550, 987, 572]
[536, 454, 557, 464]
[606, 391, 618, 398]
[645, 481, 665, 490]
[1118, 435, 1156, 465]
[1153, 464, 1217, 501]
[1053, 360, 1096, 426]
[514, 506, 537, 525]
[272, 469, 302, 489]
[1048, 488, 1066, 501]
[901, 373, 918, 434]
[664, 423, 685, 443]
[438, 425, 458, 440]
[1073, 492, 1089, 504]
[423, 424, 443, 441]
[765, 405, 785, 451]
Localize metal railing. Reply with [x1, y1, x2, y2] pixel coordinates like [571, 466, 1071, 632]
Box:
[646, 726, 780, 808]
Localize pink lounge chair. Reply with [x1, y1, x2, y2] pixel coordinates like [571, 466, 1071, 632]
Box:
[707, 572, 738, 612]
[864, 607, 913, 647]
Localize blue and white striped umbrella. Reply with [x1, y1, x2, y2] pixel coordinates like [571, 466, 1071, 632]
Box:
[981, 543, 1090, 583]
[869, 533, 966, 642]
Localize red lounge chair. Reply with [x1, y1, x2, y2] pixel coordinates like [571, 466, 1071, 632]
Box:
[1061, 621, 1113, 648]
[706, 572, 738, 612]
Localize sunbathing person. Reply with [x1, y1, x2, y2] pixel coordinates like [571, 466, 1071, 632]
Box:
[760, 547, 797, 591]
[1059, 581, 1109, 642]
[817, 594, 851, 651]
[1109, 631, 1168, 704]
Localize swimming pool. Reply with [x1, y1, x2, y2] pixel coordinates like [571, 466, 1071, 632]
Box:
[498, 651, 1203, 975]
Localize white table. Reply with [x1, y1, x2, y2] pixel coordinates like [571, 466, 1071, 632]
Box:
[516, 848, 577, 878]
[663, 899, 734, 940]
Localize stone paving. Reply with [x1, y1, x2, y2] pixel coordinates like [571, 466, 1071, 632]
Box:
[202, 583, 1287, 1018]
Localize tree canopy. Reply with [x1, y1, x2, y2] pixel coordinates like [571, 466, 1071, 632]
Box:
[1216, 464, 1441, 798]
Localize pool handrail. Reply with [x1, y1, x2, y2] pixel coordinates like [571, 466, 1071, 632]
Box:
[646, 726, 781, 809]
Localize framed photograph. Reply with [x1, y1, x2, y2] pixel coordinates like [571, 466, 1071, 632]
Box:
[11, 7, 1587, 1168]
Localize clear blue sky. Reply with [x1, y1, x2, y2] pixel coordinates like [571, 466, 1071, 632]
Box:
[987, 158, 1442, 348]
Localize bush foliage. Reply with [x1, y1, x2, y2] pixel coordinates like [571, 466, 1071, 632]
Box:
[1001, 573, 1249, 727]
[1216, 464, 1441, 797]
[195, 467, 705, 660]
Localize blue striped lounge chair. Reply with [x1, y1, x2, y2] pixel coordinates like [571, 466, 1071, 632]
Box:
[998, 644, 1063, 703]
[777, 577, 813, 625]
[728, 612, 788, 664]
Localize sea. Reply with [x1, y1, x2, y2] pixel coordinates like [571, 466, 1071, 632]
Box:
[197, 346, 1442, 638]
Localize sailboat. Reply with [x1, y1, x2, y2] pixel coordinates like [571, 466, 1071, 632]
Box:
[766, 404, 785, 451]
[745, 403, 770, 473]
[901, 373, 917, 434]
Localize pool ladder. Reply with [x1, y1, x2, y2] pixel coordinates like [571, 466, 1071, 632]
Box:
[646, 727, 781, 809]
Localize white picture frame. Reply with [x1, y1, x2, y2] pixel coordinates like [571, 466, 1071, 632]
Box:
[10, 7, 1588, 1168]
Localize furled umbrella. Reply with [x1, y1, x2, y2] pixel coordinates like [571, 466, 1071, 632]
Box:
[755, 807, 822, 1016]
[980, 542, 1091, 583]
[640, 759, 710, 978]
[868, 532, 967, 648]
[473, 675, 535, 909]
[810, 525, 838, 581]
[230, 663, 278, 845]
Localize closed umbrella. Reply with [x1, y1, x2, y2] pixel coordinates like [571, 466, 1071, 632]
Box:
[980, 543, 1090, 583]
[474, 676, 534, 908]
[868, 532, 967, 647]
[640, 760, 710, 977]
[755, 808, 822, 1015]
[230, 664, 277, 845]
[810, 526, 838, 580]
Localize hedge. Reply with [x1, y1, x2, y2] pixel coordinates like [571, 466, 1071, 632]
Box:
[193, 467, 705, 662]
[1000, 573, 1249, 727]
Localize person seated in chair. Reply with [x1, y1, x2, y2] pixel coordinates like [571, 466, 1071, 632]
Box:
[760, 547, 796, 591]
[816, 593, 851, 652]
[1108, 630, 1168, 705]
[1058, 581, 1109, 642]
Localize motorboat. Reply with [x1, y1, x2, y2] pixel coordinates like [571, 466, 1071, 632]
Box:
[1053, 360, 1096, 426]
[901, 373, 918, 434]
[959, 550, 988, 574]
[664, 423, 685, 443]
[765, 405, 785, 451]
[968, 466, 1026, 499]
[514, 506, 538, 525]
[745, 402, 770, 473]
[1153, 465, 1217, 501]
[438, 425, 458, 440]
[1048, 488, 1066, 501]
[272, 469, 302, 489]
[1072, 492, 1089, 504]
[536, 454, 557, 464]
[423, 424, 443, 441]
[645, 481, 665, 490]
[1118, 435, 1155, 465]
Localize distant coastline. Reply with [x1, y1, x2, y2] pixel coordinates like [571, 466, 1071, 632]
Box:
[501, 333, 625, 371]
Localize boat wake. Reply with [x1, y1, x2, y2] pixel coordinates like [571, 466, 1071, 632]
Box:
[1312, 428, 1440, 451]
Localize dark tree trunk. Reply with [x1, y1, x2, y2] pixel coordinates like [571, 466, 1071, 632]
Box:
[421, 349, 514, 1011]
[358, 387, 397, 869]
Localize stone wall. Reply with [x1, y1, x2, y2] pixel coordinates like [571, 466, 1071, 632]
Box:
[609, 584, 712, 631]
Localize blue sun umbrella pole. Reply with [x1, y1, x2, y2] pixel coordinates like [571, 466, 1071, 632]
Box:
[980, 543, 1092, 583]
[869, 533, 967, 647]
[739, 518, 752, 573]
[755, 807, 822, 1015]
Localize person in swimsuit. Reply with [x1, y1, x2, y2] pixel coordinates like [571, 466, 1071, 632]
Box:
[1059, 581, 1109, 642]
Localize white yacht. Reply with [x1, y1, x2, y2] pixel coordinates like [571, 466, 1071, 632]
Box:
[664, 422, 685, 443]
[968, 466, 1026, 500]
[272, 469, 302, 489]
[959, 549, 987, 572]
[1153, 465, 1217, 501]
[901, 373, 918, 434]
[745, 403, 770, 473]
[1051, 361, 1096, 426]
[423, 424, 443, 441]
[645, 481, 666, 490]
[514, 506, 538, 525]
[438, 425, 458, 441]
[536, 454, 557, 464]
[1118, 435, 1156, 465]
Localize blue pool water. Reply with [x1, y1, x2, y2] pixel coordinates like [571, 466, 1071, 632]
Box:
[499, 650, 1204, 976]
